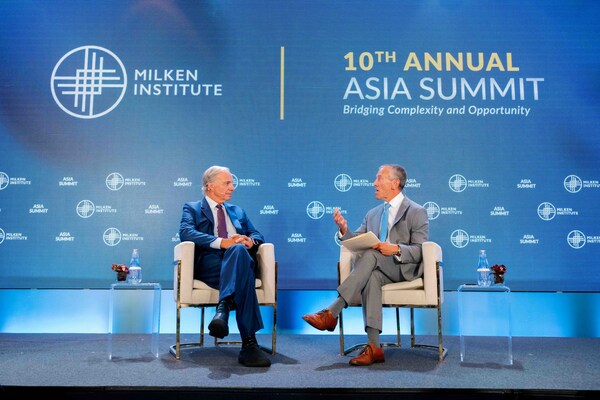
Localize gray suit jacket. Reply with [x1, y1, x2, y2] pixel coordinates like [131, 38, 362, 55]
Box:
[341, 194, 429, 281]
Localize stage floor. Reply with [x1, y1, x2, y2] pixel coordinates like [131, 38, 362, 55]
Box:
[0, 333, 598, 399]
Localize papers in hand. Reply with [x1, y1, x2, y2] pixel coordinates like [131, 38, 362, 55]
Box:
[340, 231, 380, 251]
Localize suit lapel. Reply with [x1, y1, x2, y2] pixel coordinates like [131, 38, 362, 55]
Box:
[371, 203, 389, 236]
[393, 196, 410, 226]
[201, 198, 214, 225]
[224, 203, 243, 232]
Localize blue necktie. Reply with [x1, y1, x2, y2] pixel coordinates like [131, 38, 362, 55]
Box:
[216, 204, 228, 238]
[379, 202, 390, 242]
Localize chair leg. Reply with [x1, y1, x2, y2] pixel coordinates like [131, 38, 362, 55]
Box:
[175, 305, 181, 359]
[271, 304, 277, 354]
[339, 311, 345, 355]
[395, 307, 401, 347]
[408, 306, 447, 362]
[339, 312, 367, 355]
[256, 304, 278, 355]
[169, 304, 183, 359]
[169, 260, 183, 360]
[410, 308, 416, 348]
[437, 303, 445, 361]
[170, 306, 217, 358]
[212, 304, 218, 346]
[200, 307, 205, 347]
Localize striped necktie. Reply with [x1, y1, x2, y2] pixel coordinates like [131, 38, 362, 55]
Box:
[216, 204, 228, 238]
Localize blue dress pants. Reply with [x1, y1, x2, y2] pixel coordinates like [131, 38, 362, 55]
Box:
[217, 244, 264, 338]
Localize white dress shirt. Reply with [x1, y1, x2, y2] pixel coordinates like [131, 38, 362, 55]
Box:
[205, 196, 236, 249]
[386, 192, 405, 262]
[384, 192, 404, 242]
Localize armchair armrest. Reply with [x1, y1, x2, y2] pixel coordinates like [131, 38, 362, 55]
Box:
[174, 241, 195, 304]
[256, 243, 276, 304]
[338, 245, 354, 284]
[422, 241, 444, 305]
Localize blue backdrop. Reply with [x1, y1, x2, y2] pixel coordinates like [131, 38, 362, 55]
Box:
[1, 0, 599, 291]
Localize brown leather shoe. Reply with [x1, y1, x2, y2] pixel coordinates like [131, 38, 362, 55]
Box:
[301, 309, 338, 331]
[349, 343, 385, 366]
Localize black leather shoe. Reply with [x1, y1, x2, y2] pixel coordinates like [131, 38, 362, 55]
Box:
[208, 300, 230, 339]
[238, 338, 271, 367]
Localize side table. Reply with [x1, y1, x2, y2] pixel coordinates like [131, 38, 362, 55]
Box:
[108, 282, 161, 360]
[457, 284, 513, 365]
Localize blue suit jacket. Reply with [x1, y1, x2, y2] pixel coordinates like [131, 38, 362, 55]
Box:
[179, 197, 264, 284]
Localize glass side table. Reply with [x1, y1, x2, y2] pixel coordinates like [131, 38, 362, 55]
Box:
[457, 284, 513, 365]
[108, 282, 161, 360]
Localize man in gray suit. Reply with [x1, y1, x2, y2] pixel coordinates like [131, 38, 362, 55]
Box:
[302, 164, 429, 366]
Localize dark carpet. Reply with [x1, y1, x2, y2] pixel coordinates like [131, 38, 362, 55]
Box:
[0, 333, 598, 399]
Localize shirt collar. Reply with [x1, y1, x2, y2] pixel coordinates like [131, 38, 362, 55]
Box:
[205, 196, 221, 209]
[387, 192, 404, 209]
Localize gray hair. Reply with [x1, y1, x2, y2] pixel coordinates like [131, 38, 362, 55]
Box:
[381, 164, 407, 190]
[202, 165, 230, 193]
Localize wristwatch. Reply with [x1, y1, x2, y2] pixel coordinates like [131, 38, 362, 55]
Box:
[394, 245, 402, 262]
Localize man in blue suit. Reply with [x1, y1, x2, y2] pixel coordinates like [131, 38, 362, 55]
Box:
[179, 165, 271, 367]
[302, 164, 429, 366]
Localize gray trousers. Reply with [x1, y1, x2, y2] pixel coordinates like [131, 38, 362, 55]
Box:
[337, 249, 405, 332]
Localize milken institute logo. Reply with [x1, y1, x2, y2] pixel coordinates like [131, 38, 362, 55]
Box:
[51, 46, 127, 119]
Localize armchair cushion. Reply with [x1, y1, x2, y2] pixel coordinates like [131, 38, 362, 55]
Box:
[193, 279, 262, 290]
[382, 277, 423, 291]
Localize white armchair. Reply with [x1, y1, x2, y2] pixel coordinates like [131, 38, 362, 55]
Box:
[170, 241, 277, 359]
[338, 241, 446, 361]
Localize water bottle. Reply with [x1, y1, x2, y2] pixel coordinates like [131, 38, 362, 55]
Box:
[476, 249, 491, 286]
[128, 248, 142, 284]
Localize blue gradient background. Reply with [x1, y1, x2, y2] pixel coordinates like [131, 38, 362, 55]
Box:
[1, 0, 599, 293]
